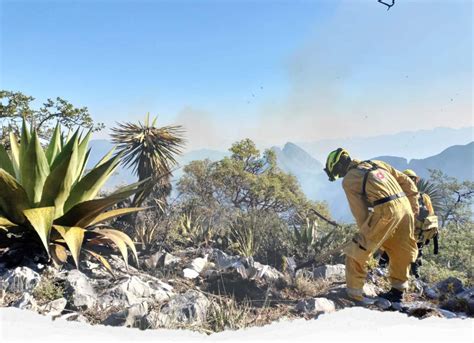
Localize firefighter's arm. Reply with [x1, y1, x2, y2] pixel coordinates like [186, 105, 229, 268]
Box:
[342, 179, 369, 228]
[378, 161, 419, 215]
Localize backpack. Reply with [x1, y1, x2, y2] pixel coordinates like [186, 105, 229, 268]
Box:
[415, 193, 439, 254]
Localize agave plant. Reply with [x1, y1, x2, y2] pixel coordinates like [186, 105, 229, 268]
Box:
[293, 217, 317, 247]
[229, 216, 258, 258]
[174, 213, 214, 248]
[292, 216, 318, 258]
[0, 121, 145, 271]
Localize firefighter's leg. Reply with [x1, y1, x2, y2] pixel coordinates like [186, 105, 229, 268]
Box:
[344, 210, 398, 301]
[381, 202, 418, 291]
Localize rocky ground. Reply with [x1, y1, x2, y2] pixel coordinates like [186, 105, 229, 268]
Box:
[0, 248, 472, 333]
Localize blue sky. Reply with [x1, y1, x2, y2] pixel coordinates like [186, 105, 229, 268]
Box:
[1, 0, 472, 150]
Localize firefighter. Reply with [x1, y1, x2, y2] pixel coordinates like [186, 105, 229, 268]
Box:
[324, 148, 419, 303]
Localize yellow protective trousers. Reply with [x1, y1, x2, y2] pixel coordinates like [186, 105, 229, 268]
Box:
[344, 197, 418, 300]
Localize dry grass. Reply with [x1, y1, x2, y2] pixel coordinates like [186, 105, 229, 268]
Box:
[294, 275, 331, 297]
[0, 291, 21, 307]
[204, 295, 253, 332]
[82, 305, 124, 325]
[250, 304, 297, 327]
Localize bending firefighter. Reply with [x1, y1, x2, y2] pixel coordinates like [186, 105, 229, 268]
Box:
[379, 169, 439, 278]
[324, 148, 419, 303]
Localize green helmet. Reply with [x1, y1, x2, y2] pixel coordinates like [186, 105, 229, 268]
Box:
[403, 169, 420, 183]
[324, 148, 349, 181]
[403, 169, 418, 178]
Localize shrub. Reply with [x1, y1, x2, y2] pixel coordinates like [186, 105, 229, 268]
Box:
[33, 277, 63, 304]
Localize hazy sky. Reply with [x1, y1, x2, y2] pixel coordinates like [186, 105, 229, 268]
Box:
[1, 0, 472, 151]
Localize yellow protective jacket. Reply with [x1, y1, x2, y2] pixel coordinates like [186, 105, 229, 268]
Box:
[342, 159, 420, 228]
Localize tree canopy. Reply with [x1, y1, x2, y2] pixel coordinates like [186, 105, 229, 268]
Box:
[0, 90, 104, 144]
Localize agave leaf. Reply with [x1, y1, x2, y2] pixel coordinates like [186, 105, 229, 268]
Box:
[23, 207, 55, 255]
[0, 216, 17, 227]
[64, 154, 121, 212]
[45, 123, 62, 166]
[96, 228, 138, 265]
[20, 130, 50, 204]
[40, 139, 79, 217]
[20, 118, 31, 147]
[63, 129, 73, 147]
[49, 129, 80, 172]
[75, 130, 92, 181]
[111, 178, 150, 195]
[53, 225, 85, 268]
[83, 249, 115, 277]
[9, 132, 20, 178]
[93, 147, 116, 169]
[88, 207, 146, 226]
[55, 185, 141, 227]
[106, 228, 138, 266]
[77, 149, 91, 181]
[18, 119, 31, 183]
[50, 243, 68, 265]
[0, 169, 30, 223]
[294, 226, 301, 243]
[93, 228, 131, 268]
[0, 145, 15, 177]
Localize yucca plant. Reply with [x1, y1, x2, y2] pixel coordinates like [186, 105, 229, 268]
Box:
[417, 178, 444, 213]
[0, 120, 145, 271]
[111, 114, 185, 206]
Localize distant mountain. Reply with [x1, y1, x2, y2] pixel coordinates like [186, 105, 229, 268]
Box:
[272, 143, 325, 199]
[374, 142, 474, 181]
[299, 127, 473, 162]
[273, 143, 323, 174]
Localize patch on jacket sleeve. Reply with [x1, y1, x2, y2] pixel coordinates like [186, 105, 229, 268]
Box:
[375, 170, 386, 181]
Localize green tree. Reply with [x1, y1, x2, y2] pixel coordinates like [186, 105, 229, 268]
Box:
[178, 139, 307, 215]
[422, 222, 473, 284]
[0, 90, 103, 144]
[428, 169, 473, 227]
[176, 139, 334, 266]
[417, 170, 473, 284]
